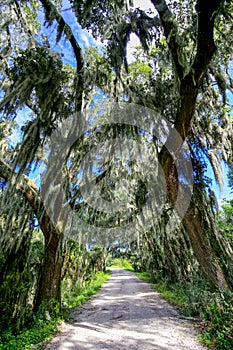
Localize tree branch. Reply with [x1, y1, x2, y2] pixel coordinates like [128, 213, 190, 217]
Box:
[192, 0, 222, 85]
[158, 0, 224, 202]
[150, 0, 184, 79]
[13, 0, 37, 45]
[0, 158, 57, 237]
[166, 0, 222, 143]
[39, 0, 84, 111]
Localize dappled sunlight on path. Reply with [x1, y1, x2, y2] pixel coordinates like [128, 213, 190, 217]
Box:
[45, 269, 207, 350]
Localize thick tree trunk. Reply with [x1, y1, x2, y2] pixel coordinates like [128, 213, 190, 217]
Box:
[158, 150, 229, 290]
[20, 172, 64, 309]
[34, 230, 63, 311]
[0, 159, 64, 309]
[152, 0, 229, 290]
[183, 201, 229, 290]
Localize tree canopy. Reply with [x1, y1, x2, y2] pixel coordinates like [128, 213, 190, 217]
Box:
[0, 0, 233, 331]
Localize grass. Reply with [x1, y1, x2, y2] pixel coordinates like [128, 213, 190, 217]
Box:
[62, 270, 111, 308]
[0, 317, 61, 350]
[107, 257, 134, 271]
[0, 270, 111, 350]
[134, 271, 188, 310]
[2, 262, 231, 350]
[133, 270, 233, 350]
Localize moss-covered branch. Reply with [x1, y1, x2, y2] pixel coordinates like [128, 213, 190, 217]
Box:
[39, 0, 84, 111]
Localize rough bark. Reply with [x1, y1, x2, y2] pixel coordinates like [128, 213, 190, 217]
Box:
[0, 159, 63, 308]
[153, 0, 230, 290]
[34, 230, 63, 311]
[183, 200, 229, 290]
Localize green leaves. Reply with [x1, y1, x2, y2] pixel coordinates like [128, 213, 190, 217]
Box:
[1, 47, 65, 114]
[202, 291, 233, 349]
[218, 199, 233, 233]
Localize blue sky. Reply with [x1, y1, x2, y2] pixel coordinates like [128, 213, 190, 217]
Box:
[35, 0, 100, 66]
[207, 163, 232, 205]
[7, 0, 233, 204]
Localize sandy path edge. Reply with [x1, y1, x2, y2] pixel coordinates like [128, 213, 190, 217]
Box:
[44, 268, 210, 350]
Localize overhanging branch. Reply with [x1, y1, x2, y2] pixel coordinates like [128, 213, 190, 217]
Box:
[150, 0, 184, 79]
[0, 158, 56, 237]
[192, 0, 222, 85]
[39, 0, 84, 111]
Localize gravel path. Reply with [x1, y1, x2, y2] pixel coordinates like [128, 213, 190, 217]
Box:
[45, 268, 208, 350]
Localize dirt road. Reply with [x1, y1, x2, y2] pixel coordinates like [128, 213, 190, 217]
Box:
[45, 268, 207, 350]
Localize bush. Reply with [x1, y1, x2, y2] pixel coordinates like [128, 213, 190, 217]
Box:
[201, 291, 233, 350]
[62, 270, 111, 308]
[0, 271, 111, 349]
[135, 271, 233, 350]
[107, 257, 133, 270]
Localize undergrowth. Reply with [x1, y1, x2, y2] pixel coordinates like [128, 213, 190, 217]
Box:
[0, 270, 111, 350]
[107, 257, 133, 270]
[62, 270, 111, 308]
[105, 258, 233, 350]
[135, 270, 233, 350]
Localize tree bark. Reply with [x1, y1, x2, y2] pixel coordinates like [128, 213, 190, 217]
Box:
[0, 159, 63, 308]
[34, 230, 63, 311]
[183, 200, 229, 290]
[153, 0, 230, 290]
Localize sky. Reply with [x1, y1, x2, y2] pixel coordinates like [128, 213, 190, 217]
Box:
[7, 0, 233, 204]
[207, 163, 232, 204]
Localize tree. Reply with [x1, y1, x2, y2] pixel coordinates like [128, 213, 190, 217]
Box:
[0, 0, 85, 312]
[71, 0, 233, 289]
[0, 0, 233, 324]
[0, 158, 64, 313]
[219, 199, 233, 232]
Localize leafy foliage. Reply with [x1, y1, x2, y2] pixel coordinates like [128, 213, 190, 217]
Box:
[218, 200, 233, 237]
[0, 3, 233, 349]
[0, 270, 111, 350]
[202, 291, 233, 350]
[135, 269, 233, 350]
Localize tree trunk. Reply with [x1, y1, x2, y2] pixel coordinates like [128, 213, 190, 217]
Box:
[21, 173, 64, 310]
[152, 0, 230, 290]
[157, 150, 229, 290]
[0, 159, 64, 310]
[183, 200, 229, 290]
[34, 230, 63, 311]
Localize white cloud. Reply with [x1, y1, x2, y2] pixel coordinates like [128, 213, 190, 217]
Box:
[133, 0, 153, 10]
[79, 30, 91, 47]
[62, 0, 101, 50]
[7, 128, 21, 147]
[127, 0, 156, 63]
[127, 33, 140, 63]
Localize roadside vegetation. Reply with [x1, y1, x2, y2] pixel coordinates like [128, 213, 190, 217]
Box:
[0, 1, 233, 350]
[0, 258, 111, 350]
[135, 270, 232, 350]
[109, 257, 233, 350]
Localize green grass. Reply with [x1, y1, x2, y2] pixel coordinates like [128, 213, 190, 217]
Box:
[107, 257, 134, 270]
[0, 317, 61, 350]
[0, 270, 111, 350]
[134, 270, 233, 350]
[62, 270, 111, 308]
[134, 271, 188, 309]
